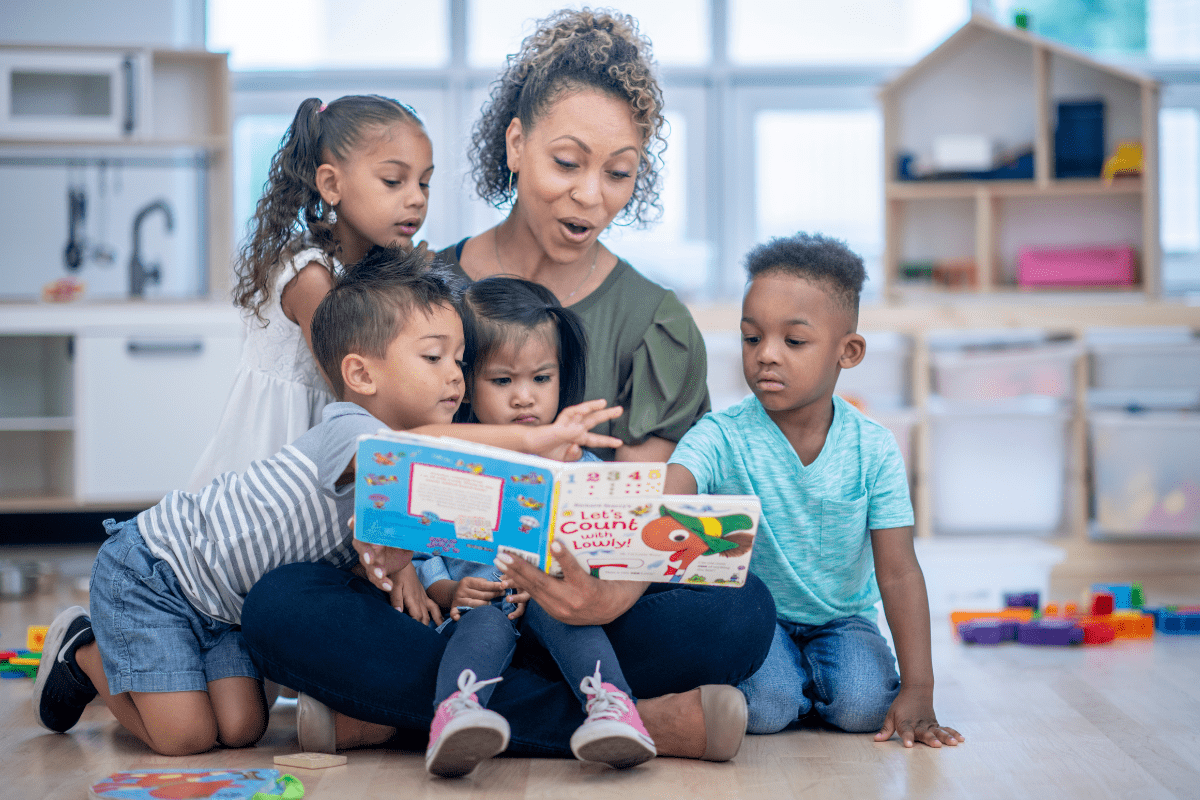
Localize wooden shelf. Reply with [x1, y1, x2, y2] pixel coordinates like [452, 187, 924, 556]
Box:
[886, 177, 1144, 200]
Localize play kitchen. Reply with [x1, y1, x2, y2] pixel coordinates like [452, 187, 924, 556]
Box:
[0, 44, 238, 512]
[0, 46, 214, 301]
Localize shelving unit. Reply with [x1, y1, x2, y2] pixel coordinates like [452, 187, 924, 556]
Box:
[879, 15, 1159, 298]
[0, 43, 232, 299]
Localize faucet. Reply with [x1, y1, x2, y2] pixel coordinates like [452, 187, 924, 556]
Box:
[130, 199, 173, 297]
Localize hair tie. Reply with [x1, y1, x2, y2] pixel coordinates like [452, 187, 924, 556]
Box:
[318, 103, 327, 113]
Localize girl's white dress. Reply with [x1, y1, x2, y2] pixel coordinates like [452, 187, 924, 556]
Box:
[187, 247, 341, 491]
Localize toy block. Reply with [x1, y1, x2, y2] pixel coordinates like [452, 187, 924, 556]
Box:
[1154, 610, 1200, 635]
[1091, 592, 1115, 617]
[0, 650, 17, 661]
[0, 662, 37, 678]
[1003, 591, 1039, 609]
[1079, 612, 1154, 639]
[274, 753, 349, 770]
[950, 609, 1035, 631]
[9, 656, 40, 666]
[1064, 602, 1078, 616]
[1044, 603, 1059, 617]
[958, 618, 1020, 645]
[1018, 618, 1083, 646]
[1081, 621, 1116, 644]
[27, 625, 48, 652]
[1091, 583, 1133, 609]
[1130, 584, 1144, 609]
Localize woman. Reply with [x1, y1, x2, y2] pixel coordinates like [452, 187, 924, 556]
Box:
[240, 8, 774, 762]
[438, 8, 709, 462]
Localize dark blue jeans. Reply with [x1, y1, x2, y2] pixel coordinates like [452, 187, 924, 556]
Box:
[435, 604, 518, 708]
[240, 562, 776, 756]
[522, 599, 632, 706]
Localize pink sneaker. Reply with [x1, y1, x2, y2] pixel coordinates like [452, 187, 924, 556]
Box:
[426, 669, 510, 778]
[569, 662, 656, 769]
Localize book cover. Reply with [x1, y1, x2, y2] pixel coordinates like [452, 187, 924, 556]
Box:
[549, 495, 760, 586]
[352, 432, 665, 570]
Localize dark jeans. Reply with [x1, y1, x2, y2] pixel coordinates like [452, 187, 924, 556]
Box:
[435, 604, 518, 708]
[240, 562, 776, 756]
[522, 598, 632, 706]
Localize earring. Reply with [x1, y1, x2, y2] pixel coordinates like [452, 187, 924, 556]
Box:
[508, 170, 517, 196]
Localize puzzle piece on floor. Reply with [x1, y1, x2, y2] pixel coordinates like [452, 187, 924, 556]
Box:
[27, 625, 48, 652]
[273, 752, 348, 770]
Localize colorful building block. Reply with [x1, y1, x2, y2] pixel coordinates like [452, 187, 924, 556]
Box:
[8, 656, 40, 666]
[27, 625, 48, 652]
[1091, 592, 1115, 617]
[950, 608, 1035, 632]
[1018, 618, 1083, 646]
[1077, 612, 1155, 640]
[1081, 621, 1116, 644]
[1091, 583, 1142, 610]
[1003, 592, 1040, 609]
[1044, 603, 1060, 617]
[958, 618, 1020, 644]
[1152, 610, 1200, 635]
[0, 650, 17, 661]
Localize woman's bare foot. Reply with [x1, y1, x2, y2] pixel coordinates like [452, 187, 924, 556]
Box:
[333, 712, 395, 749]
[636, 689, 706, 758]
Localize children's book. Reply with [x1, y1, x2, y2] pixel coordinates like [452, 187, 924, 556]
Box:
[89, 769, 302, 800]
[353, 431, 760, 586]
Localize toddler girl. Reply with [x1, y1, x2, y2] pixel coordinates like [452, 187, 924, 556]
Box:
[419, 277, 655, 777]
[189, 94, 433, 489]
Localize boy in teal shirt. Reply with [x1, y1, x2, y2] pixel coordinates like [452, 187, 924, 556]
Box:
[667, 233, 962, 748]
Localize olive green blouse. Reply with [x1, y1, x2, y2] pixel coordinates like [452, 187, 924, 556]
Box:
[438, 240, 711, 460]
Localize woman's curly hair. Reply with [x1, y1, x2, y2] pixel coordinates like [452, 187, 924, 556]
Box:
[469, 7, 667, 227]
[232, 95, 422, 320]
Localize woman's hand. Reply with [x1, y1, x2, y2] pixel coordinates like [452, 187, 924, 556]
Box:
[529, 399, 624, 461]
[494, 540, 648, 626]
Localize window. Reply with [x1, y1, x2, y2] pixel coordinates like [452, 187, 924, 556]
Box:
[212, 0, 1200, 300]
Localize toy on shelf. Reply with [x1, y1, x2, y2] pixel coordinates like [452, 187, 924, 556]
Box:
[1102, 141, 1143, 183]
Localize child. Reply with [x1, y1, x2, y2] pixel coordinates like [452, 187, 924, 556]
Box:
[32, 248, 622, 757]
[188, 94, 434, 489]
[414, 277, 655, 777]
[666, 233, 964, 749]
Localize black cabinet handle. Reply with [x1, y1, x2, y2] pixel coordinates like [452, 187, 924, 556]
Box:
[122, 56, 136, 135]
[126, 340, 203, 356]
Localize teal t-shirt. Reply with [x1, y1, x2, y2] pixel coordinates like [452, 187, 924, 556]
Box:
[669, 394, 914, 625]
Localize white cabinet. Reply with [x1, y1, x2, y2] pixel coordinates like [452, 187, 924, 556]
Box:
[0, 304, 242, 511]
[74, 330, 240, 503]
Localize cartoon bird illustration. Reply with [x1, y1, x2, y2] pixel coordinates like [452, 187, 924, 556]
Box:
[365, 474, 398, 486]
[518, 515, 540, 533]
[455, 460, 485, 474]
[630, 503, 652, 516]
[373, 451, 397, 466]
[516, 495, 544, 510]
[369, 494, 389, 510]
[640, 507, 754, 582]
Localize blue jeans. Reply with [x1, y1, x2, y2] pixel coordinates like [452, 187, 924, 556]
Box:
[522, 599, 632, 706]
[240, 562, 776, 756]
[436, 604, 518, 708]
[739, 616, 900, 735]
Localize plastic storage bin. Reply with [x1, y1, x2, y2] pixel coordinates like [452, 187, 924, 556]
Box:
[1090, 411, 1200, 537]
[929, 397, 1071, 533]
[836, 331, 911, 412]
[1089, 340, 1200, 391]
[930, 340, 1080, 403]
[915, 538, 1065, 617]
[1017, 245, 1136, 287]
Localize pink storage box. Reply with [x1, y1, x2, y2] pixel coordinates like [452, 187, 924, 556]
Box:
[1017, 245, 1137, 287]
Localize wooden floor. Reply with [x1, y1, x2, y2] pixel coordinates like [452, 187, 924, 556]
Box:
[3, 546, 1199, 799]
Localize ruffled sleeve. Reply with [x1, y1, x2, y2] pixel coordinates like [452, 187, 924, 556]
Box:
[615, 292, 711, 445]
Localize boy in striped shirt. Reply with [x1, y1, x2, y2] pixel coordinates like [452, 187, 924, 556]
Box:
[33, 246, 620, 755]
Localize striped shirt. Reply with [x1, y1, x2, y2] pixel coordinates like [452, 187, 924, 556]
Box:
[138, 402, 383, 624]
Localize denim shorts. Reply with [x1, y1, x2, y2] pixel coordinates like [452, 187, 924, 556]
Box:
[90, 518, 260, 695]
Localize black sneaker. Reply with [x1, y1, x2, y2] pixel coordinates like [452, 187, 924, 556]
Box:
[32, 606, 98, 732]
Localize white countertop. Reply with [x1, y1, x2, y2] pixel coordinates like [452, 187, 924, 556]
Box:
[0, 300, 243, 335]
